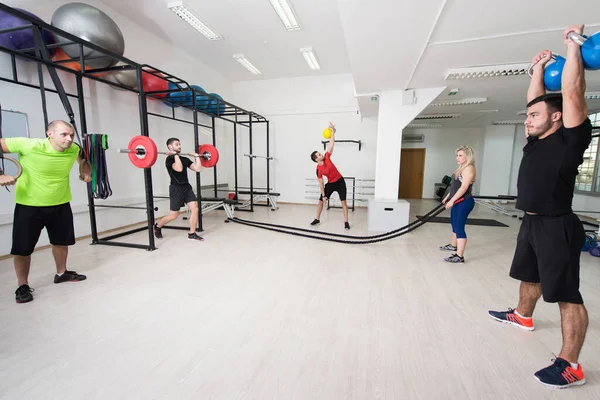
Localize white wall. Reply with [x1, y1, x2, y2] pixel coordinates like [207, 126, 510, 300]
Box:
[232, 74, 378, 205]
[374, 87, 445, 199]
[401, 128, 486, 198]
[479, 125, 517, 196]
[0, 0, 233, 256]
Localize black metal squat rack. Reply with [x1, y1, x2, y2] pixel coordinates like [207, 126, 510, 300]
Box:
[0, 3, 272, 251]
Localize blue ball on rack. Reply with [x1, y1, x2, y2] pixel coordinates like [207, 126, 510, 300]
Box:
[207, 93, 225, 115]
[184, 85, 209, 110]
[166, 82, 191, 105]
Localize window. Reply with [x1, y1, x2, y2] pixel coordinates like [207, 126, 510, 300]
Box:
[575, 111, 600, 193]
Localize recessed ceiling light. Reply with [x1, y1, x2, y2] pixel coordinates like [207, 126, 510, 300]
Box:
[269, 0, 300, 31]
[299, 47, 320, 70]
[233, 54, 261, 75]
[168, 0, 222, 40]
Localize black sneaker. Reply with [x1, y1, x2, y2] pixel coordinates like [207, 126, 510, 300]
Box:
[15, 284, 34, 303]
[310, 219, 320, 226]
[344, 222, 350, 230]
[487, 308, 535, 331]
[188, 232, 204, 241]
[439, 244, 457, 252]
[154, 223, 163, 239]
[54, 271, 87, 284]
[444, 253, 464, 263]
[534, 357, 585, 388]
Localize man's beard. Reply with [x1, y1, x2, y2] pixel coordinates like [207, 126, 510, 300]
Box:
[527, 119, 553, 136]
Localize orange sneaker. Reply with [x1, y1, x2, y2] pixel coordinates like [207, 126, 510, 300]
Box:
[534, 357, 585, 388]
[488, 308, 534, 331]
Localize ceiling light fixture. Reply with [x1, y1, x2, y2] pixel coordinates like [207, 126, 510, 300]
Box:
[429, 97, 488, 107]
[168, 0, 222, 40]
[445, 63, 531, 80]
[300, 47, 320, 70]
[233, 54, 261, 75]
[269, 0, 300, 31]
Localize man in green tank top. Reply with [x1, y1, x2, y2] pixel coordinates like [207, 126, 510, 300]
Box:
[0, 120, 92, 304]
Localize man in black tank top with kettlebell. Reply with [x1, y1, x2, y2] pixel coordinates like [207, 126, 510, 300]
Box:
[488, 24, 592, 388]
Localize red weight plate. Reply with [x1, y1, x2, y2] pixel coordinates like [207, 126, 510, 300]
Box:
[198, 144, 219, 168]
[128, 136, 158, 169]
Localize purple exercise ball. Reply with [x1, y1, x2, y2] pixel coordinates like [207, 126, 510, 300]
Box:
[0, 8, 57, 58]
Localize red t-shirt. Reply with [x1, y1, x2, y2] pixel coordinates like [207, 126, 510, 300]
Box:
[316, 152, 342, 183]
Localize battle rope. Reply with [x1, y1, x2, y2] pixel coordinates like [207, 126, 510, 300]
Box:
[84, 134, 112, 199]
[226, 203, 446, 244]
[230, 202, 445, 240]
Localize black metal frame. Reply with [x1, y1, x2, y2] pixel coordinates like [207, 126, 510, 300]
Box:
[0, 3, 268, 251]
[239, 118, 271, 211]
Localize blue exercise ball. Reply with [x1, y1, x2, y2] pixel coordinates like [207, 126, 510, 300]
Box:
[207, 93, 225, 115]
[161, 83, 180, 108]
[167, 82, 192, 105]
[51, 2, 124, 69]
[186, 85, 209, 110]
[0, 8, 57, 58]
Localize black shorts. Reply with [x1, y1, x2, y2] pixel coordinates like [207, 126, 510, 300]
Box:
[320, 178, 347, 202]
[170, 184, 197, 211]
[509, 213, 586, 304]
[11, 202, 76, 256]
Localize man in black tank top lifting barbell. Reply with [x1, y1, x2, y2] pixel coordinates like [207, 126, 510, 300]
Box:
[154, 137, 204, 241]
[488, 24, 592, 388]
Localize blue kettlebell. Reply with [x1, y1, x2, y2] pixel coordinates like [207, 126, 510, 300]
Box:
[568, 31, 600, 70]
[543, 54, 566, 91]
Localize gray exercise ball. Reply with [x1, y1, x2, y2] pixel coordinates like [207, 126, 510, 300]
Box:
[102, 71, 127, 91]
[103, 62, 137, 90]
[51, 2, 125, 69]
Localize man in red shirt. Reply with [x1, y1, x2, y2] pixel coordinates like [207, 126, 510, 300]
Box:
[310, 122, 350, 229]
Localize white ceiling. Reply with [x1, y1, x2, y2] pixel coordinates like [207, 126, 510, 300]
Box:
[100, 0, 600, 127]
[100, 0, 351, 82]
[337, 0, 600, 126]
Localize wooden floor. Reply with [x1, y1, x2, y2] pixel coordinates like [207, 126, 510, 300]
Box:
[1, 200, 599, 399]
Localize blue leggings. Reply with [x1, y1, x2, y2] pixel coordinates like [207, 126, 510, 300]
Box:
[450, 196, 475, 239]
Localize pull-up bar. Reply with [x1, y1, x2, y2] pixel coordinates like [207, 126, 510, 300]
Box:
[244, 154, 274, 160]
[321, 140, 362, 151]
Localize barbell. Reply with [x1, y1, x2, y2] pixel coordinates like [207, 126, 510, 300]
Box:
[117, 136, 219, 169]
[528, 31, 600, 91]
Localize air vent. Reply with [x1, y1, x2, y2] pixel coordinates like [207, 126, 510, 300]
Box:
[492, 120, 525, 125]
[429, 97, 487, 107]
[445, 63, 531, 80]
[402, 134, 425, 143]
[407, 124, 442, 129]
[415, 113, 462, 120]
[585, 92, 600, 100]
